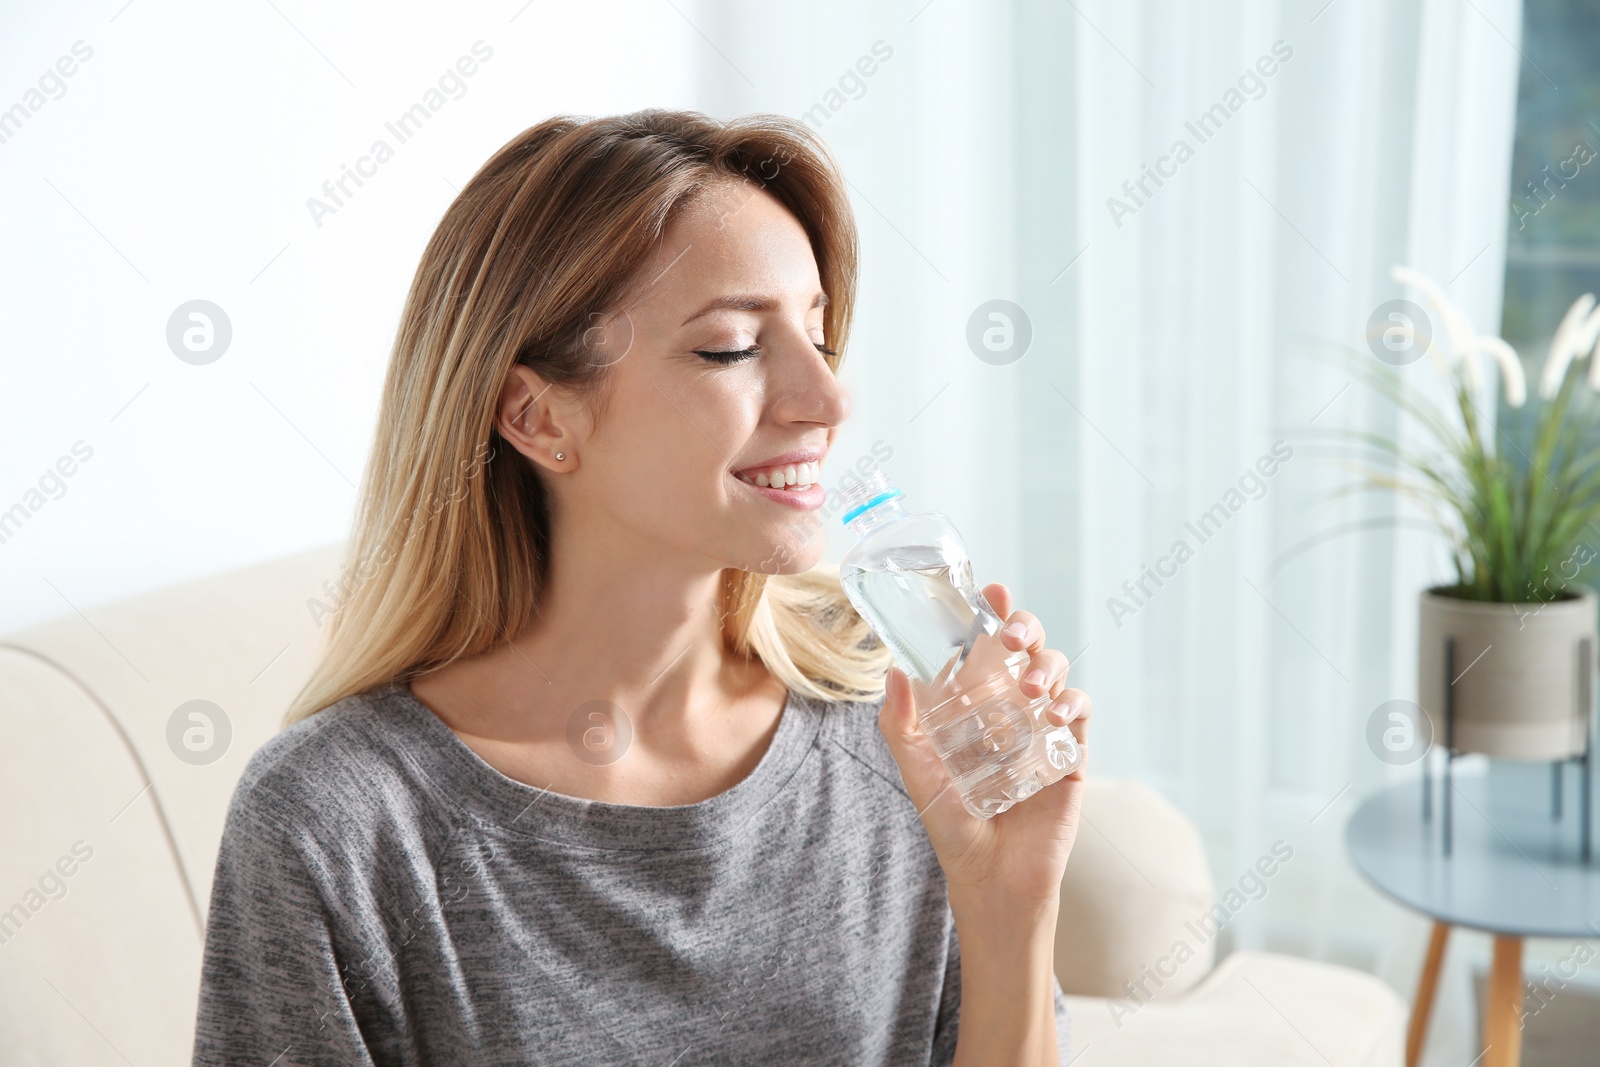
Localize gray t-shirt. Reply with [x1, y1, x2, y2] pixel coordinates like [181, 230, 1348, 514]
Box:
[192, 680, 1071, 1065]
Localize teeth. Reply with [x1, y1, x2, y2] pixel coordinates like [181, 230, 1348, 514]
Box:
[739, 460, 819, 490]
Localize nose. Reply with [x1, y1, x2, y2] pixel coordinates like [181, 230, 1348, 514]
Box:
[774, 326, 851, 428]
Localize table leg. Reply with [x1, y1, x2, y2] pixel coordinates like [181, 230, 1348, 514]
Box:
[1483, 935, 1524, 1067]
[1406, 921, 1450, 1067]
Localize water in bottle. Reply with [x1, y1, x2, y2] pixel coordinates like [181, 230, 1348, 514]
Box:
[837, 469, 1080, 818]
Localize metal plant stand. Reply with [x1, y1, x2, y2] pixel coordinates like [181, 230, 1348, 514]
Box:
[1422, 635, 1595, 863]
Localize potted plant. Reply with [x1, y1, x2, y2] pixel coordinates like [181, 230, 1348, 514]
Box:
[1351, 265, 1600, 761]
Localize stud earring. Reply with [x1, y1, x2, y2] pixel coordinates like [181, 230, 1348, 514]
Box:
[554, 452, 565, 461]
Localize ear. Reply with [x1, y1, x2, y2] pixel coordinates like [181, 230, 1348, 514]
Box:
[495, 364, 579, 471]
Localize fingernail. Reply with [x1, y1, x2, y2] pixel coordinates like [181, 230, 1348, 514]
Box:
[1024, 668, 1046, 687]
[1050, 700, 1072, 722]
[1003, 622, 1027, 640]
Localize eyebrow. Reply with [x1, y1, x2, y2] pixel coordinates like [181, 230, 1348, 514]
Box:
[679, 290, 829, 327]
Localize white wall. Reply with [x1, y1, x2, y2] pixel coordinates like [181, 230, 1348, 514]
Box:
[0, 0, 694, 632]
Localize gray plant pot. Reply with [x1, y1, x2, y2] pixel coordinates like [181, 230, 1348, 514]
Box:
[1417, 586, 1598, 760]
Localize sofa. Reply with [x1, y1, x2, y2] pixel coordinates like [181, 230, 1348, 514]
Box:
[0, 544, 1406, 1064]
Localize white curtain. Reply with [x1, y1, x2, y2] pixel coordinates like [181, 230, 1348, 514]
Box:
[700, 0, 1521, 1058]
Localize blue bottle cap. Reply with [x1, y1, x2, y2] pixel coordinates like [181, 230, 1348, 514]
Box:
[841, 486, 902, 525]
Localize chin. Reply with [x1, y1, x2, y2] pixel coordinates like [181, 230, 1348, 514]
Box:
[735, 532, 826, 577]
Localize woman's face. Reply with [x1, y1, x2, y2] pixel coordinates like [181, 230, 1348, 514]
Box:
[513, 180, 852, 576]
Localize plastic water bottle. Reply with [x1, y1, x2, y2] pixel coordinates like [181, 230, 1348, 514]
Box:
[838, 469, 1081, 818]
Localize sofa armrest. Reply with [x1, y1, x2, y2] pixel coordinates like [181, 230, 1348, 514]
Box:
[1062, 950, 1406, 1066]
[1055, 778, 1217, 1000]
[0, 648, 201, 1065]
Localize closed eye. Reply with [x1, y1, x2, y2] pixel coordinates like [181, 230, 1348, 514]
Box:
[693, 343, 837, 365]
[694, 345, 761, 365]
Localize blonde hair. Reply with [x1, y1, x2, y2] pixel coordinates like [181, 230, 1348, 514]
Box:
[285, 110, 890, 724]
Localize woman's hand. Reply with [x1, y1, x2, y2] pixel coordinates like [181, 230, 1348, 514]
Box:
[877, 581, 1091, 913]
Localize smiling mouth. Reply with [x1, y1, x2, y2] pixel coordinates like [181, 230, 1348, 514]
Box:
[732, 460, 821, 490]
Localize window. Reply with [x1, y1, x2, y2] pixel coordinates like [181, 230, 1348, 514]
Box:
[1501, 1, 1600, 377]
[1497, 0, 1600, 579]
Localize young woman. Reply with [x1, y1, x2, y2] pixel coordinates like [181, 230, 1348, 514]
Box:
[192, 109, 1091, 1067]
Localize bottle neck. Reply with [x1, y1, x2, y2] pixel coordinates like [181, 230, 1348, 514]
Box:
[845, 497, 905, 537]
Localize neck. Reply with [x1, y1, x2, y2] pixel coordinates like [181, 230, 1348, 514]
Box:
[449, 505, 770, 736]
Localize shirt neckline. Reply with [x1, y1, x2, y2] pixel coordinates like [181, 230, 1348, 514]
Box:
[376, 679, 821, 853]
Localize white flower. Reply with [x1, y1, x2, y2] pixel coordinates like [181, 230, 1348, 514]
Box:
[1539, 293, 1598, 397]
[1577, 307, 1600, 389]
[1389, 264, 1528, 408]
[1474, 337, 1526, 407]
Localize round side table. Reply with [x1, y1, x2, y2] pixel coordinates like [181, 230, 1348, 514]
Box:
[1346, 776, 1600, 1067]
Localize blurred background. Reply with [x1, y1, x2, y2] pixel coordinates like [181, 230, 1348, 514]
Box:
[4, 0, 1599, 1064]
